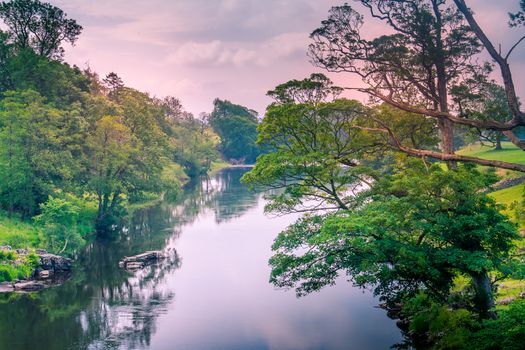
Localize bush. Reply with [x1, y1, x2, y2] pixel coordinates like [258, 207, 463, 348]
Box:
[34, 193, 96, 255]
[469, 300, 525, 350]
[402, 293, 477, 350]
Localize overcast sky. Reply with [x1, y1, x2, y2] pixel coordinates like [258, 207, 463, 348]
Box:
[49, 0, 525, 116]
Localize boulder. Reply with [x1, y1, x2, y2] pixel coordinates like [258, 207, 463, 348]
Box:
[13, 281, 45, 292]
[119, 251, 164, 270]
[38, 270, 51, 279]
[39, 253, 72, 272]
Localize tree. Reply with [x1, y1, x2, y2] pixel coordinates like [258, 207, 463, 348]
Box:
[267, 163, 517, 319]
[0, 90, 82, 217]
[243, 74, 436, 214]
[455, 83, 514, 150]
[309, 1, 525, 172]
[209, 99, 260, 163]
[0, 0, 82, 59]
[85, 116, 138, 231]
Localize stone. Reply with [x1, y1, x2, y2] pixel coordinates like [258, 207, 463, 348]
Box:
[496, 297, 515, 306]
[39, 253, 72, 272]
[16, 249, 28, 255]
[125, 262, 144, 270]
[13, 281, 45, 292]
[119, 250, 164, 270]
[38, 270, 51, 279]
[0, 245, 12, 251]
[519, 292, 525, 299]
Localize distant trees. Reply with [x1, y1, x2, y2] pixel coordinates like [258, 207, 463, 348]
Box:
[209, 99, 260, 164]
[0, 0, 82, 59]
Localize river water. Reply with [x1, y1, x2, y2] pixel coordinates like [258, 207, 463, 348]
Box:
[0, 168, 401, 350]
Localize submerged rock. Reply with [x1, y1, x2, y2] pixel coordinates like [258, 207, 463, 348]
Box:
[119, 251, 165, 270]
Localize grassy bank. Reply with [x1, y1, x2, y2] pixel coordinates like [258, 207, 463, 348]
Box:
[0, 213, 42, 282]
[458, 142, 525, 302]
[0, 213, 40, 249]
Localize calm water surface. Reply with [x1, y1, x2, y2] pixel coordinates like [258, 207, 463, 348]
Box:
[0, 168, 402, 350]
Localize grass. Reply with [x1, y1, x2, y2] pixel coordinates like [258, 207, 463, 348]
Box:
[458, 142, 525, 180]
[0, 212, 40, 249]
[457, 142, 525, 165]
[0, 215, 42, 282]
[458, 142, 525, 303]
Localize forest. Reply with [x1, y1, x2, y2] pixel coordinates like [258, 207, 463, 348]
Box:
[0, 0, 525, 349]
[0, 0, 259, 276]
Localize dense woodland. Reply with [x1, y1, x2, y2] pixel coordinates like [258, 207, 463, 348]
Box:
[0, 1, 259, 260]
[0, 0, 525, 349]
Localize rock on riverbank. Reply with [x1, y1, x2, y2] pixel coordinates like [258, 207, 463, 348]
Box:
[0, 247, 72, 293]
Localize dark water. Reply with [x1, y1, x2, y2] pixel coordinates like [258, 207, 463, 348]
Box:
[0, 168, 401, 350]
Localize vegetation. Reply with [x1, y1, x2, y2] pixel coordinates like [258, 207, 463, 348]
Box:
[208, 98, 260, 164]
[244, 0, 525, 348]
[0, 0, 223, 255]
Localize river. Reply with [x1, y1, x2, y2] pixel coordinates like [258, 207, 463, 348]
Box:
[0, 168, 402, 350]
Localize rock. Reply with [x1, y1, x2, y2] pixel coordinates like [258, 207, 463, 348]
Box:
[16, 249, 28, 255]
[36, 249, 47, 254]
[119, 251, 164, 270]
[519, 292, 525, 299]
[125, 262, 144, 270]
[13, 281, 45, 292]
[497, 297, 515, 306]
[0, 245, 12, 251]
[38, 270, 51, 279]
[39, 253, 72, 272]
[0, 282, 14, 293]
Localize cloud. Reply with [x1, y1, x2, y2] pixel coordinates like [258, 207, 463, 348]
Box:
[167, 32, 307, 67]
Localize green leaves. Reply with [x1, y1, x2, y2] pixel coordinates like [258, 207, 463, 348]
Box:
[268, 163, 519, 314]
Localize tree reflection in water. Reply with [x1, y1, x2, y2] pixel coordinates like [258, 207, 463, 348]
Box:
[0, 168, 260, 350]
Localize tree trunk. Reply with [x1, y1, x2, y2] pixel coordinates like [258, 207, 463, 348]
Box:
[471, 270, 497, 319]
[495, 133, 503, 150]
[438, 119, 455, 155]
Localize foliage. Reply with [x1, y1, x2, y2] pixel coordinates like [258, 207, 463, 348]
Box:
[402, 293, 476, 350]
[0, 0, 82, 59]
[209, 98, 260, 163]
[268, 163, 517, 318]
[469, 300, 525, 350]
[0, 90, 82, 217]
[34, 193, 96, 254]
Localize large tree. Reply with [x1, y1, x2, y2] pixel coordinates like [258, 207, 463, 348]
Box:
[309, 0, 525, 172]
[0, 0, 82, 59]
[209, 99, 260, 164]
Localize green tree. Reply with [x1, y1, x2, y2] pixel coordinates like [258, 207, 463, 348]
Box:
[0, 90, 81, 216]
[209, 99, 260, 163]
[267, 163, 517, 319]
[309, 1, 525, 172]
[0, 0, 82, 59]
[85, 115, 138, 232]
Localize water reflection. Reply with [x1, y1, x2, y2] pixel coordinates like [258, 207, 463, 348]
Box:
[0, 168, 401, 350]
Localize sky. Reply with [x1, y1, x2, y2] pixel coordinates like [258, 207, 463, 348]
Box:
[49, 0, 525, 117]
